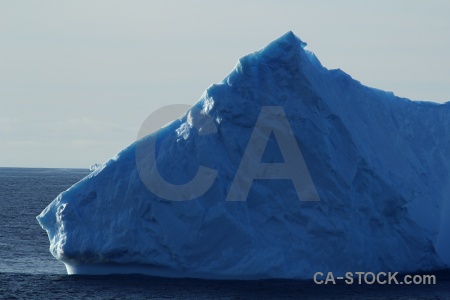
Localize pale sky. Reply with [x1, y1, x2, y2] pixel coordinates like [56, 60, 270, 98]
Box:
[1, 1, 449, 168]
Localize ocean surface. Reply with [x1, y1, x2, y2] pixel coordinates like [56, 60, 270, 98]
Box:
[0, 167, 449, 299]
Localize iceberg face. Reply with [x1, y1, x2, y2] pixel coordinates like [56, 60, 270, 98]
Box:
[37, 32, 450, 279]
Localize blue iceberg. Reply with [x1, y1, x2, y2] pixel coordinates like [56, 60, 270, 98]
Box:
[37, 32, 450, 279]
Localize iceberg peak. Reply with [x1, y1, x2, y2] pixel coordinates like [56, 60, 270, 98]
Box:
[272, 31, 307, 49]
[257, 31, 308, 64]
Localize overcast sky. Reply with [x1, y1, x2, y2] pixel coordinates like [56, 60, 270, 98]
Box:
[1, 1, 449, 168]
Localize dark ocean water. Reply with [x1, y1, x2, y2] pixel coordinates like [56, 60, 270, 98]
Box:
[0, 168, 449, 299]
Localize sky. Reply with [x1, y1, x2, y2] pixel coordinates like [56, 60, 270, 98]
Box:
[1, 1, 449, 168]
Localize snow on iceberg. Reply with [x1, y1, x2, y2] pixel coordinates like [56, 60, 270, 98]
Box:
[37, 32, 450, 279]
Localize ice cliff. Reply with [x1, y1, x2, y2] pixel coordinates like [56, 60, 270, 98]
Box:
[37, 32, 450, 279]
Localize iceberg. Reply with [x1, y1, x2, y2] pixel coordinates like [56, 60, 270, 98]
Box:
[37, 32, 450, 279]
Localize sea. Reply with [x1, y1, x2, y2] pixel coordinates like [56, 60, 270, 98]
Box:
[0, 167, 449, 299]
